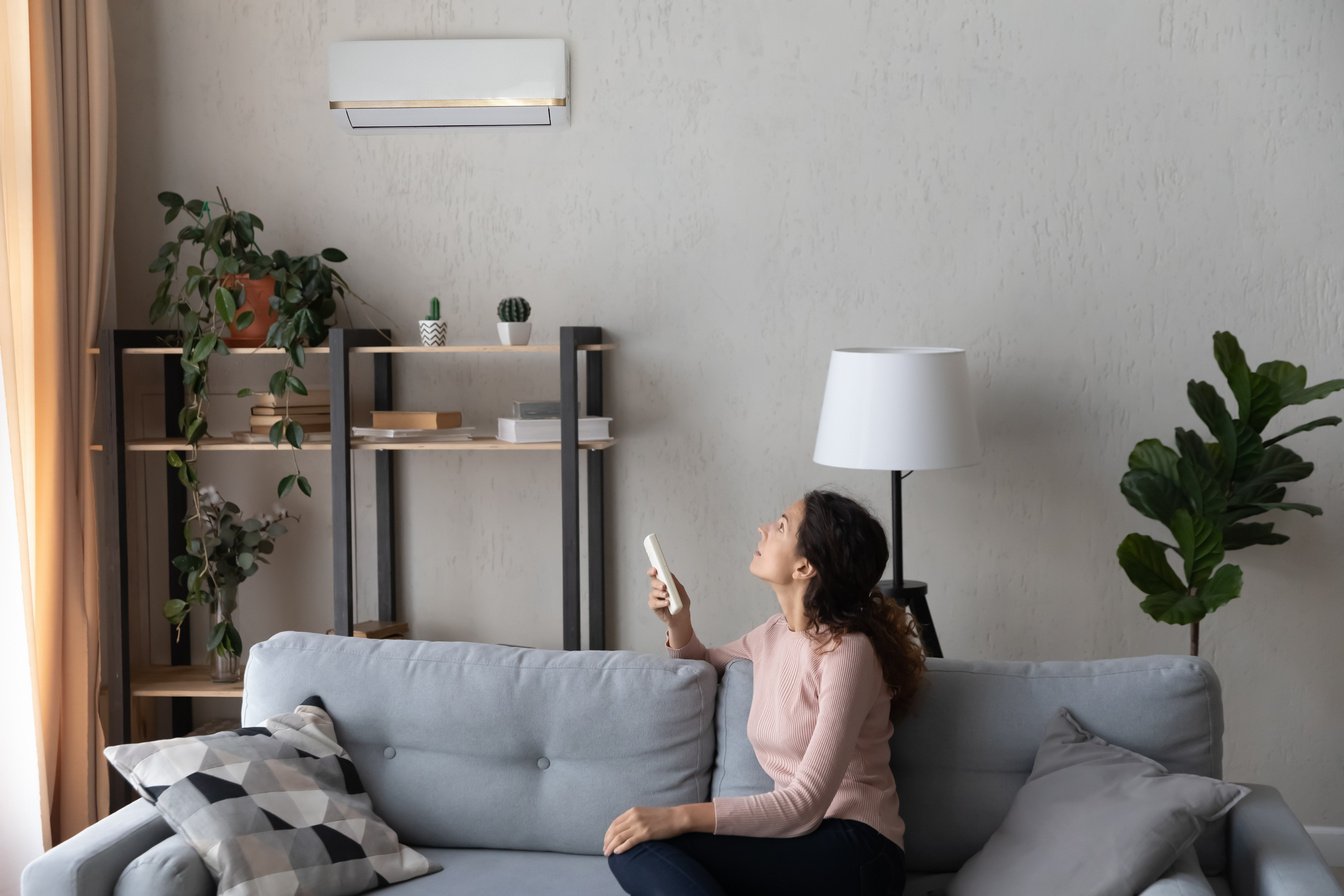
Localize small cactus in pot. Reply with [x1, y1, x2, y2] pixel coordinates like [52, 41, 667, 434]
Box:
[419, 296, 447, 346]
[496, 296, 532, 345]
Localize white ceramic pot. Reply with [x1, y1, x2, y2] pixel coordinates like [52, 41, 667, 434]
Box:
[419, 319, 447, 346]
[497, 321, 532, 346]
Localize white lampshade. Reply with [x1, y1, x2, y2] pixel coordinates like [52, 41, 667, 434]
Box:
[813, 347, 982, 471]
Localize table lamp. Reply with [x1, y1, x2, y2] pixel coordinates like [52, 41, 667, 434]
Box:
[812, 347, 981, 657]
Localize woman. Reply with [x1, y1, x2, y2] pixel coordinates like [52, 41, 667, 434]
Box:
[604, 490, 925, 896]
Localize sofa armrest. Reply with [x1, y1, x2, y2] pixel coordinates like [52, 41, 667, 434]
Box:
[1227, 784, 1342, 896]
[21, 800, 174, 896]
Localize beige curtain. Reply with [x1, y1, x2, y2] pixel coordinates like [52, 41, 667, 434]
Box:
[0, 0, 115, 845]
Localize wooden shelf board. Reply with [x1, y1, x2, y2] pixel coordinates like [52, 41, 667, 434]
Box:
[121, 346, 333, 356]
[127, 437, 333, 452]
[349, 343, 614, 354]
[351, 436, 616, 451]
[131, 665, 244, 698]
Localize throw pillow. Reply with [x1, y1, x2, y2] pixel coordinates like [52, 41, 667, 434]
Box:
[105, 696, 438, 896]
[947, 708, 1247, 896]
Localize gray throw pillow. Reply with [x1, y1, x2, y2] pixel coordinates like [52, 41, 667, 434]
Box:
[105, 696, 438, 896]
[947, 708, 1247, 896]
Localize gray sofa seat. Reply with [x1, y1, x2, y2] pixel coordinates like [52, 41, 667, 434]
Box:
[23, 633, 1342, 896]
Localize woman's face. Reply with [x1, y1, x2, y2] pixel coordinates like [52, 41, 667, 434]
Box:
[749, 498, 807, 585]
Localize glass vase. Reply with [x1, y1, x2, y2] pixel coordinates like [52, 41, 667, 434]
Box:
[210, 585, 242, 683]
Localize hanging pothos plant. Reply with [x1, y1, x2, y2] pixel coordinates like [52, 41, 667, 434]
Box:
[147, 187, 377, 653]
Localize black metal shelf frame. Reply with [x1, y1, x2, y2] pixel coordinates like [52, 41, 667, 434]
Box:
[326, 326, 608, 651]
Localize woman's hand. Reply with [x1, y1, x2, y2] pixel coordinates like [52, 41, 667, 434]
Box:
[648, 567, 694, 647]
[648, 567, 690, 624]
[603, 803, 714, 856]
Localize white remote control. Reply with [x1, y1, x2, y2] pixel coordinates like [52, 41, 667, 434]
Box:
[643, 533, 683, 615]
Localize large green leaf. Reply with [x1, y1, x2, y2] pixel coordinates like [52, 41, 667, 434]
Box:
[1237, 444, 1313, 495]
[1246, 501, 1323, 516]
[1187, 380, 1238, 477]
[1167, 509, 1223, 587]
[1245, 372, 1284, 433]
[1120, 470, 1186, 523]
[1140, 589, 1206, 625]
[1254, 360, 1307, 398]
[1263, 415, 1341, 447]
[1177, 455, 1227, 517]
[1117, 533, 1186, 594]
[1128, 439, 1180, 481]
[1213, 332, 1251, 420]
[1230, 422, 1265, 480]
[1196, 563, 1243, 614]
[1221, 522, 1289, 550]
[1284, 379, 1344, 406]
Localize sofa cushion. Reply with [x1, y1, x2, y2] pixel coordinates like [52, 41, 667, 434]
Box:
[892, 655, 1230, 873]
[371, 848, 625, 895]
[104, 697, 437, 896]
[946, 709, 1245, 896]
[243, 633, 719, 856]
[710, 660, 773, 799]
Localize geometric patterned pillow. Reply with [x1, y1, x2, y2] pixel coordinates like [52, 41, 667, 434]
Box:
[104, 696, 439, 896]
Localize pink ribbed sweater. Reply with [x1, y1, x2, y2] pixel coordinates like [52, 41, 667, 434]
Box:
[668, 614, 905, 847]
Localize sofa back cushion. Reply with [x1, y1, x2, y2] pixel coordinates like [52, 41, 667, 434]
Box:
[244, 633, 718, 856]
[713, 654, 1228, 874]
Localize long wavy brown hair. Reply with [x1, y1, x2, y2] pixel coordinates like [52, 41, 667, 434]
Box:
[796, 490, 926, 719]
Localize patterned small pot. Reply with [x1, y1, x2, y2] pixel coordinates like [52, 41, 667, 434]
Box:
[419, 319, 447, 346]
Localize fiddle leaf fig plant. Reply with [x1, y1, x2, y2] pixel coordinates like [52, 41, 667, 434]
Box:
[1116, 332, 1343, 654]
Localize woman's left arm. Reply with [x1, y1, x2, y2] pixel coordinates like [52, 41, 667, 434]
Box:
[603, 802, 715, 856]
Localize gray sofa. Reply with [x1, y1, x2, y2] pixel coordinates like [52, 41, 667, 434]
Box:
[24, 632, 1341, 895]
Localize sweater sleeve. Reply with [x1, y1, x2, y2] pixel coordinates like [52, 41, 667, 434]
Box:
[711, 635, 883, 837]
[667, 624, 757, 673]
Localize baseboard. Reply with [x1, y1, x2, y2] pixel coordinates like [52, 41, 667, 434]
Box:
[1307, 826, 1344, 866]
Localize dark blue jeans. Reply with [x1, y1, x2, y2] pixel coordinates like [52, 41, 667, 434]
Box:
[607, 818, 905, 896]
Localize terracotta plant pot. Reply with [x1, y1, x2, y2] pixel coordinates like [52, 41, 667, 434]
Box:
[220, 274, 278, 348]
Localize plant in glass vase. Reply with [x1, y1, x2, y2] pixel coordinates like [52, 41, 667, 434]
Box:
[163, 484, 295, 682]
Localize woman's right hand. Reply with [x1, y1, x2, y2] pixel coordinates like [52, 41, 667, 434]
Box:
[647, 567, 691, 631]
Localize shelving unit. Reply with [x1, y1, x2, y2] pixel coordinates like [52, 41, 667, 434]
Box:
[326, 327, 613, 650]
[102, 326, 613, 805]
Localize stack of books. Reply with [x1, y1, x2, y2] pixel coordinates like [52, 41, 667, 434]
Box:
[250, 390, 332, 434]
[497, 415, 612, 443]
[512, 400, 563, 419]
[352, 409, 473, 442]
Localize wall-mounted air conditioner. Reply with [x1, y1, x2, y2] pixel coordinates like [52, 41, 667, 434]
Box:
[328, 39, 569, 132]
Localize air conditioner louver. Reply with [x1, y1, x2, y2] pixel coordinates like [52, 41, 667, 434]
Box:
[328, 39, 569, 133]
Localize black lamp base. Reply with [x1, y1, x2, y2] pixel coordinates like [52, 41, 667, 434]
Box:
[878, 579, 943, 658]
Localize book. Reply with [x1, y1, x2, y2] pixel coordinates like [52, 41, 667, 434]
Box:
[233, 430, 331, 444]
[369, 410, 463, 430]
[249, 422, 332, 435]
[351, 426, 475, 442]
[511, 400, 563, 419]
[250, 405, 331, 418]
[252, 390, 331, 409]
[496, 416, 612, 443]
[250, 411, 331, 427]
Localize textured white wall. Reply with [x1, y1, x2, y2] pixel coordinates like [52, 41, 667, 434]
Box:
[109, 1, 1344, 825]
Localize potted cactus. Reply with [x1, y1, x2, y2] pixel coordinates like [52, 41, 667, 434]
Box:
[497, 296, 532, 345]
[420, 296, 447, 346]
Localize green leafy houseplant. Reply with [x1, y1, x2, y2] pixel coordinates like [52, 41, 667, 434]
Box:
[149, 188, 364, 476]
[1116, 332, 1343, 654]
[149, 188, 374, 656]
[163, 485, 293, 660]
